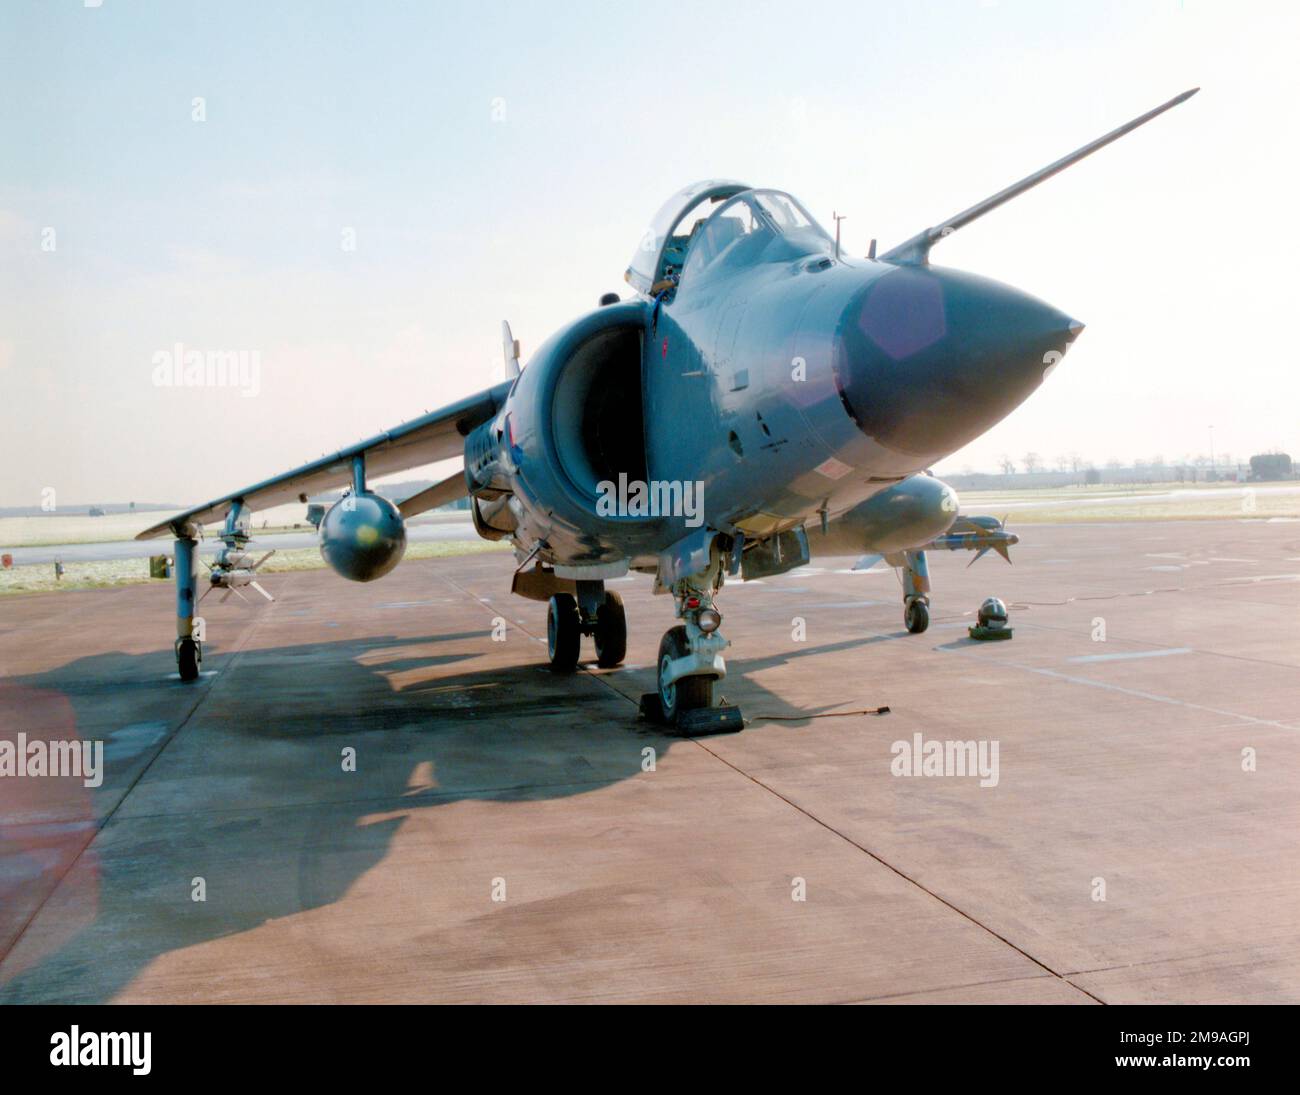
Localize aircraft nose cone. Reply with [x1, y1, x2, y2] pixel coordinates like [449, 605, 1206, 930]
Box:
[833, 265, 1082, 459]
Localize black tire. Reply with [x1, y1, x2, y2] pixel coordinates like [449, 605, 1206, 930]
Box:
[177, 638, 201, 681]
[594, 591, 627, 668]
[904, 600, 930, 634]
[547, 594, 581, 671]
[657, 625, 712, 722]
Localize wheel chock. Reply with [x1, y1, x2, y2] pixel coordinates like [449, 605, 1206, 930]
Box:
[638, 692, 665, 723]
[968, 625, 1014, 641]
[638, 693, 744, 736]
[675, 705, 744, 735]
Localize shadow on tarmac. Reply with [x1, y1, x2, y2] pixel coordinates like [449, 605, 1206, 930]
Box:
[0, 623, 897, 1002]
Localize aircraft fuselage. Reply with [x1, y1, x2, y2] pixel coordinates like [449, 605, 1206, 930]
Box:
[479, 245, 1077, 573]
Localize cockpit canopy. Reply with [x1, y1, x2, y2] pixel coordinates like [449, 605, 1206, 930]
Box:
[625, 180, 833, 296]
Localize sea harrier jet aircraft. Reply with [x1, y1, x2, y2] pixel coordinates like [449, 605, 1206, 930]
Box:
[138, 89, 1198, 729]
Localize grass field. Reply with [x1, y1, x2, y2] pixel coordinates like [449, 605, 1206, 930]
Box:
[0, 501, 333, 548]
[959, 484, 1299, 523]
[0, 510, 177, 548]
[0, 538, 512, 596]
[0, 504, 473, 549]
[4, 484, 1295, 595]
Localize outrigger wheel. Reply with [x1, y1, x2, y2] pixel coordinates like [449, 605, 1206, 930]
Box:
[593, 591, 627, 668]
[176, 637, 201, 681]
[657, 625, 712, 723]
[904, 598, 930, 634]
[547, 593, 581, 671]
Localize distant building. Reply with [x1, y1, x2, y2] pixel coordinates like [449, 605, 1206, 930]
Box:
[1249, 452, 1293, 481]
[941, 461, 1253, 490]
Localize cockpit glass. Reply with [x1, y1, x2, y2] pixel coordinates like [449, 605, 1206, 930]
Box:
[625, 180, 749, 293]
[626, 182, 831, 294]
[680, 198, 769, 280]
[656, 197, 729, 284]
[754, 191, 819, 234]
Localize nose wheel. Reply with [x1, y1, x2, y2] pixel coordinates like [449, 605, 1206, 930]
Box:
[657, 625, 713, 722]
[639, 556, 743, 734]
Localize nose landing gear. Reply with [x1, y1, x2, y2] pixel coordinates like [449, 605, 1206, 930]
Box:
[656, 622, 718, 724]
[641, 557, 743, 734]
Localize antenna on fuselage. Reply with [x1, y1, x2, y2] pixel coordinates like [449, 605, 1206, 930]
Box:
[832, 211, 847, 259]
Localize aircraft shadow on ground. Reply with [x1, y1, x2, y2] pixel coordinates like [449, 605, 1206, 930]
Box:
[0, 625, 895, 1002]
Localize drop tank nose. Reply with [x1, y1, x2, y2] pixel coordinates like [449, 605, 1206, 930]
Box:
[833, 265, 1082, 459]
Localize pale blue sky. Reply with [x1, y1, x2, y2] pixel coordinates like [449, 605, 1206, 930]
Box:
[1, 0, 1296, 505]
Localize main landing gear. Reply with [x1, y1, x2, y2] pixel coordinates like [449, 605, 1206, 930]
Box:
[546, 586, 627, 671]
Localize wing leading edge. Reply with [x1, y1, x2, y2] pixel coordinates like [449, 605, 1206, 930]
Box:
[136, 380, 512, 540]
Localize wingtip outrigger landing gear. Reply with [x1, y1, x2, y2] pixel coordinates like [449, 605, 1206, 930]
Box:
[173, 530, 201, 681]
[901, 549, 931, 634]
[170, 500, 274, 682]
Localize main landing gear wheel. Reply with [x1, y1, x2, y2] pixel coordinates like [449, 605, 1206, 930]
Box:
[904, 599, 930, 634]
[657, 625, 711, 723]
[177, 638, 201, 681]
[547, 593, 581, 671]
[593, 591, 627, 668]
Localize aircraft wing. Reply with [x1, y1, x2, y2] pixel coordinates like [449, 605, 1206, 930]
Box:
[136, 380, 513, 540]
